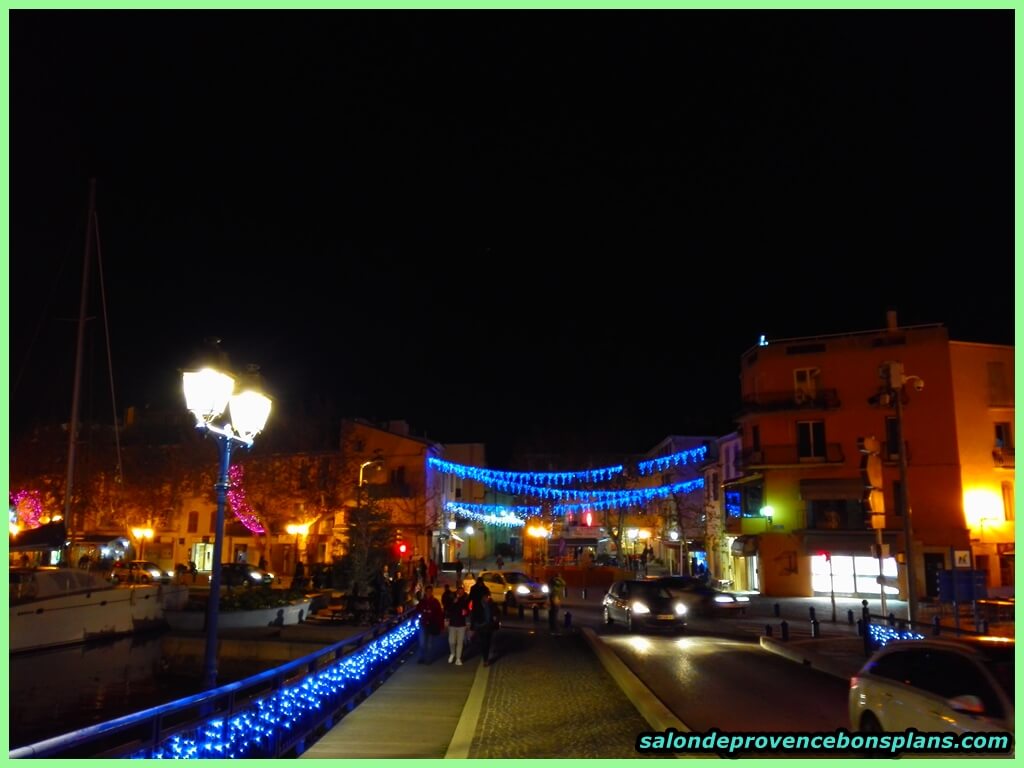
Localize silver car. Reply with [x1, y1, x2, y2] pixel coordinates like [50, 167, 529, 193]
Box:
[464, 570, 548, 607]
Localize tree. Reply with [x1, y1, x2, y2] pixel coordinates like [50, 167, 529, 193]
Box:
[339, 497, 392, 596]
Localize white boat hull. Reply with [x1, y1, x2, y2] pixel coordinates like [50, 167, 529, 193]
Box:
[10, 583, 189, 653]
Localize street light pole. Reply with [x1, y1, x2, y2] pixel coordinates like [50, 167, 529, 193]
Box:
[184, 365, 271, 690]
[894, 379, 919, 627]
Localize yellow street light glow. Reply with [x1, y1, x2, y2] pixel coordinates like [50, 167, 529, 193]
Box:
[285, 523, 310, 536]
[132, 527, 154, 541]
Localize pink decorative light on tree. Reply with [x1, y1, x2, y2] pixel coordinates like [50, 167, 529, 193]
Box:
[10, 490, 44, 529]
[227, 465, 266, 534]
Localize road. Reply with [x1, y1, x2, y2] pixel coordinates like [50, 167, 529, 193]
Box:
[564, 597, 850, 732]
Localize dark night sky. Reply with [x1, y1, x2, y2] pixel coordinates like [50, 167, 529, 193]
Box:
[10, 11, 1013, 465]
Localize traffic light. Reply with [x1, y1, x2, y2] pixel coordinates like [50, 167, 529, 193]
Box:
[397, 540, 407, 556]
[857, 435, 885, 529]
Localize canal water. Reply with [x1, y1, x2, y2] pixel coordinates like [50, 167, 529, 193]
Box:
[9, 632, 279, 750]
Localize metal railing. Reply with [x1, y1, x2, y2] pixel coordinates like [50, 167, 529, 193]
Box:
[10, 611, 420, 759]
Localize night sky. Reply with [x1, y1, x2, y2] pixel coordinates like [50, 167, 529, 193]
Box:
[10, 11, 1013, 465]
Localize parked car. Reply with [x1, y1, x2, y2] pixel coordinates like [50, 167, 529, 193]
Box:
[603, 580, 687, 633]
[654, 575, 749, 616]
[221, 562, 275, 587]
[594, 553, 619, 567]
[849, 637, 1014, 734]
[464, 570, 548, 607]
[111, 560, 171, 584]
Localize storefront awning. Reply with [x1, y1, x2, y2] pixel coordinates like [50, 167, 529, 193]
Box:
[799, 478, 865, 501]
[10, 521, 67, 552]
[799, 530, 900, 555]
[731, 535, 759, 556]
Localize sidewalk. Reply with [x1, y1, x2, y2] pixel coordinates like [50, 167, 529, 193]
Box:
[301, 610, 657, 758]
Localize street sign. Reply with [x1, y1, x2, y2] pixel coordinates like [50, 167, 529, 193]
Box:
[953, 549, 971, 568]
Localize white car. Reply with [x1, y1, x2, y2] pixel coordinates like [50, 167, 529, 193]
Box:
[849, 637, 1014, 734]
[111, 560, 171, 584]
[464, 570, 548, 608]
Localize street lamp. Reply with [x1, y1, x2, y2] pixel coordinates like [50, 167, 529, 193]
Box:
[131, 526, 154, 562]
[880, 361, 924, 626]
[183, 365, 271, 689]
[285, 523, 310, 573]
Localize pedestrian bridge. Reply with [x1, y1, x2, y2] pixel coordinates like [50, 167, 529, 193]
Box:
[9, 612, 420, 759]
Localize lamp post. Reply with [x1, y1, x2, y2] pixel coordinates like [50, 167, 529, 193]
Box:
[132, 527, 154, 563]
[183, 366, 271, 689]
[285, 523, 310, 575]
[881, 361, 924, 626]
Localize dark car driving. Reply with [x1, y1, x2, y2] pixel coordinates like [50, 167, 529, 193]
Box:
[603, 580, 687, 632]
[221, 562, 275, 587]
[654, 575, 750, 616]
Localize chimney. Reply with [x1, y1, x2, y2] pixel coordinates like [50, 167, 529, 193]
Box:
[886, 310, 899, 331]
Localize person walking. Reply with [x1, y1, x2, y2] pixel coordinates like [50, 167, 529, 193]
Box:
[455, 557, 464, 584]
[415, 585, 445, 664]
[446, 583, 470, 665]
[468, 576, 489, 622]
[392, 568, 408, 614]
[471, 592, 499, 667]
[427, 557, 439, 586]
[374, 565, 392, 619]
[495, 554, 504, 570]
[293, 559, 306, 589]
[547, 572, 565, 633]
[440, 583, 454, 613]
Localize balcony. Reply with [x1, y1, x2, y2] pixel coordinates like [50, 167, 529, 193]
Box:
[365, 482, 413, 500]
[992, 447, 1015, 469]
[739, 389, 840, 415]
[740, 443, 846, 468]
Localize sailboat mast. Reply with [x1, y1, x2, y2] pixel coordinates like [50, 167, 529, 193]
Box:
[63, 178, 97, 547]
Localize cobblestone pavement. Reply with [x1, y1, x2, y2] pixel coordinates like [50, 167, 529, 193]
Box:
[468, 626, 656, 759]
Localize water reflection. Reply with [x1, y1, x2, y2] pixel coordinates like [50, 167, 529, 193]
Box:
[10, 633, 197, 749]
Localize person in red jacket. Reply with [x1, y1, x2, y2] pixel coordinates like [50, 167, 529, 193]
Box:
[416, 585, 445, 664]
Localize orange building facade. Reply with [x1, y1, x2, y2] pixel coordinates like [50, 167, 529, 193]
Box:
[727, 317, 1013, 600]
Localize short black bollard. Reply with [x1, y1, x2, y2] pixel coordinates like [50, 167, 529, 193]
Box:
[780, 620, 789, 641]
[773, 602, 781, 618]
[857, 618, 864, 637]
[932, 615, 941, 636]
[518, 604, 525, 620]
[764, 624, 773, 637]
[809, 606, 816, 622]
[847, 609, 855, 625]
[811, 619, 821, 638]
[564, 611, 572, 629]
[887, 612, 896, 627]
[532, 605, 540, 622]
[861, 599, 870, 625]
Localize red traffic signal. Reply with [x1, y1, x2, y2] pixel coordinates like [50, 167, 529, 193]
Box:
[398, 542, 407, 555]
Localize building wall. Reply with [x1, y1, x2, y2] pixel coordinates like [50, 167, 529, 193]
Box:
[949, 342, 1015, 588]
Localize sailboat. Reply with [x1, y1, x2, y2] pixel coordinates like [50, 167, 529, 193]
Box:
[9, 179, 188, 653]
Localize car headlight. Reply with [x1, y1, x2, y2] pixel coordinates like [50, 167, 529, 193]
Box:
[736, 595, 749, 602]
[267, 572, 275, 580]
[541, 585, 550, 593]
[674, 603, 688, 615]
[516, 585, 530, 594]
[714, 595, 734, 603]
[147, 569, 161, 579]
[631, 601, 651, 614]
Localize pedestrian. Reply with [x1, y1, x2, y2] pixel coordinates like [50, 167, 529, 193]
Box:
[427, 557, 439, 586]
[440, 583, 454, 613]
[446, 583, 470, 665]
[416, 585, 445, 664]
[547, 572, 565, 633]
[496, 554, 504, 570]
[293, 559, 306, 589]
[374, 564, 392, 618]
[469, 576, 489, 624]
[258, 554, 268, 571]
[455, 557, 464, 584]
[392, 569, 408, 614]
[417, 556, 428, 586]
[471, 592, 499, 666]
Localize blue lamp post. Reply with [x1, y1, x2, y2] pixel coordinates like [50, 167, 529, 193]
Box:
[183, 367, 272, 689]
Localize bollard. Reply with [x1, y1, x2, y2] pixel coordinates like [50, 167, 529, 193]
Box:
[932, 615, 941, 636]
[809, 606, 816, 622]
[773, 602, 781, 618]
[532, 604, 540, 622]
[764, 624, 773, 637]
[847, 609, 854, 625]
[861, 599, 870, 625]
[518, 604, 525, 620]
[857, 618, 864, 637]
[811, 619, 821, 638]
[780, 619, 789, 641]
[887, 612, 896, 627]
[564, 611, 572, 629]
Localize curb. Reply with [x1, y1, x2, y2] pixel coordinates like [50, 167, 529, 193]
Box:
[444, 659, 491, 759]
[758, 636, 857, 681]
[581, 627, 690, 735]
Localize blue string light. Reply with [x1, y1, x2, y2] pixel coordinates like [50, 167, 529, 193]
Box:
[134, 617, 420, 759]
[427, 457, 625, 485]
[867, 623, 924, 649]
[635, 446, 709, 476]
[444, 503, 530, 527]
